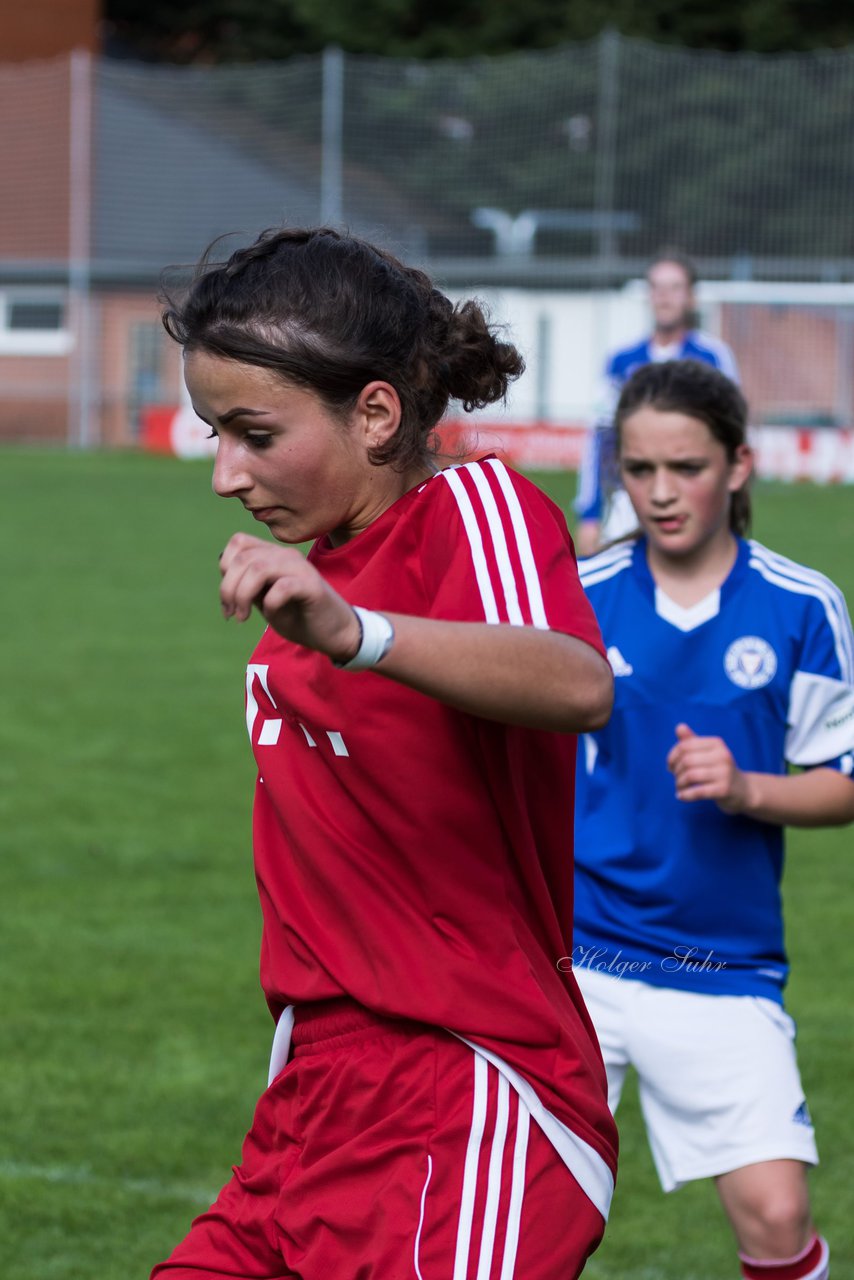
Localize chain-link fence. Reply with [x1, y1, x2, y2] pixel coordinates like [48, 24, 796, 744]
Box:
[5, 34, 854, 447]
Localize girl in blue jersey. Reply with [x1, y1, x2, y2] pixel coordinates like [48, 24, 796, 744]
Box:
[574, 359, 854, 1280]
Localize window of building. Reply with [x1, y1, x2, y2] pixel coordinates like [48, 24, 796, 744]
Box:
[0, 290, 72, 354]
[8, 300, 65, 331]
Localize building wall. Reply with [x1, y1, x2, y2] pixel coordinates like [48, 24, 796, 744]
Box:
[3, 281, 854, 446]
[99, 290, 183, 446]
[0, 0, 99, 61]
[0, 58, 73, 259]
[454, 282, 854, 430]
[0, 286, 180, 445]
[0, 352, 70, 440]
[721, 304, 842, 424]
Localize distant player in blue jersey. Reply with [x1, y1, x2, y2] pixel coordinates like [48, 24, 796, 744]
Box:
[574, 360, 854, 1280]
[574, 251, 739, 557]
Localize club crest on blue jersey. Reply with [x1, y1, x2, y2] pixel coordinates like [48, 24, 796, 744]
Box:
[724, 636, 778, 689]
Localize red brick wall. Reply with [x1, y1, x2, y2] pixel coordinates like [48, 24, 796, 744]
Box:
[721, 303, 845, 424]
[0, 0, 99, 61]
[0, 352, 70, 441]
[0, 290, 182, 446]
[100, 291, 184, 446]
[0, 58, 73, 258]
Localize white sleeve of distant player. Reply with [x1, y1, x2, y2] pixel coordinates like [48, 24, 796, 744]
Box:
[785, 671, 854, 772]
[717, 343, 740, 384]
[575, 373, 618, 517]
[574, 428, 602, 517]
[590, 371, 620, 431]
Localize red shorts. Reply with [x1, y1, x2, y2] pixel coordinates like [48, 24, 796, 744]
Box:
[151, 1000, 605, 1279]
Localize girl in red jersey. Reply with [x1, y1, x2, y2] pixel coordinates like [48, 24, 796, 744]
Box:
[151, 227, 617, 1280]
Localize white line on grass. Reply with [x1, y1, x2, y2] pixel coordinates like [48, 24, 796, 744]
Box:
[0, 1159, 216, 1205]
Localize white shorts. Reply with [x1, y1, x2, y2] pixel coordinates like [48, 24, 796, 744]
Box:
[575, 967, 819, 1192]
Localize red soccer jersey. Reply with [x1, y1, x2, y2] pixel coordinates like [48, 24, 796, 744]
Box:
[245, 457, 618, 1211]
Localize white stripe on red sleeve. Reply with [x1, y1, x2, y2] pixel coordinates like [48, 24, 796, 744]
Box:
[465, 464, 525, 625]
[442, 461, 550, 628]
[485, 460, 549, 628]
[442, 467, 500, 624]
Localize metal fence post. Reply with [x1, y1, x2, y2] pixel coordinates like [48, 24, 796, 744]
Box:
[321, 45, 344, 225]
[594, 27, 620, 275]
[69, 47, 94, 448]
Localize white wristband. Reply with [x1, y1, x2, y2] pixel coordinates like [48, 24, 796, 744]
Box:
[334, 606, 395, 671]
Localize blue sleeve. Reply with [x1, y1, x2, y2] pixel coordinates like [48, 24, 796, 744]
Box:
[574, 428, 603, 520]
[575, 358, 623, 520]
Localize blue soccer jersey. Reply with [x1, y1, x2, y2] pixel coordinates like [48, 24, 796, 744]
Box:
[575, 332, 740, 522]
[573, 537, 854, 1002]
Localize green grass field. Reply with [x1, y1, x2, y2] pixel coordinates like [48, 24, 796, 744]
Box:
[0, 449, 852, 1278]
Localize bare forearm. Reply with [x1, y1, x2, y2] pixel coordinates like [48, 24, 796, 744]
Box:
[669, 726, 854, 826]
[737, 767, 854, 827]
[217, 535, 613, 733]
[376, 614, 614, 733]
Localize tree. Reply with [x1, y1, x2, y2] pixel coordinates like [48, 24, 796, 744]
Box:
[102, 0, 854, 63]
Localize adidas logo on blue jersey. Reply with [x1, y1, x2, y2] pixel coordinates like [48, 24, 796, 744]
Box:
[607, 646, 633, 677]
[792, 1100, 813, 1128]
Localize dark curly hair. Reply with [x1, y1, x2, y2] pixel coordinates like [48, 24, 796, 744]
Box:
[614, 359, 752, 535]
[162, 227, 525, 471]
